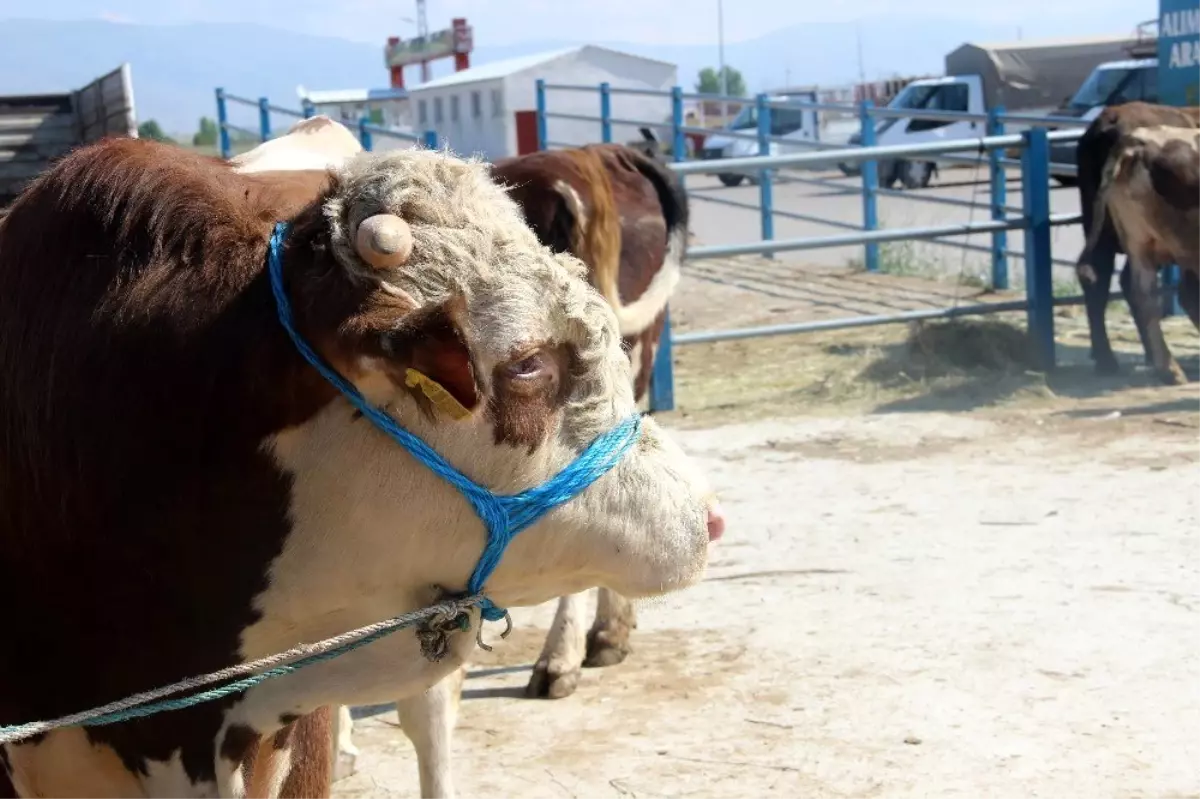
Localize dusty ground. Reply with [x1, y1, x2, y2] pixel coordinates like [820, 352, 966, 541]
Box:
[334, 261, 1200, 799]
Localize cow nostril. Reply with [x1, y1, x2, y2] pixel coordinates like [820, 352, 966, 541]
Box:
[706, 501, 725, 542]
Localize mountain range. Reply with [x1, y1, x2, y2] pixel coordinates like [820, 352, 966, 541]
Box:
[0, 15, 1150, 135]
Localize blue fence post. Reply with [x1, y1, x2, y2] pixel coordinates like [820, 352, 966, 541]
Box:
[1021, 127, 1055, 371]
[257, 97, 271, 142]
[648, 308, 676, 413]
[858, 100, 880, 272]
[988, 105, 1009, 290]
[670, 86, 686, 163]
[215, 87, 231, 159]
[755, 93, 775, 258]
[1161, 267, 1180, 316]
[423, 130, 439, 150]
[358, 118, 373, 151]
[599, 82, 613, 143]
[536, 79, 548, 151]
[647, 86, 686, 414]
[302, 100, 316, 119]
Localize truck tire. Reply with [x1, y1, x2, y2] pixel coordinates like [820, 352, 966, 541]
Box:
[718, 173, 745, 187]
[900, 160, 934, 189]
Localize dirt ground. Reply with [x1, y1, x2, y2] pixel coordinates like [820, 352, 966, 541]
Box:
[334, 261, 1200, 799]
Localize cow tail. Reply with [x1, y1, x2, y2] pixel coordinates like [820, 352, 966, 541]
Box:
[1077, 147, 1127, 285]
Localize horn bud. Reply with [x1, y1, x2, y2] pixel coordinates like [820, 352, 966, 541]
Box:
[355, 213, 414, 270]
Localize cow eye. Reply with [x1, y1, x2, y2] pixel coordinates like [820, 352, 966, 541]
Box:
[507, 353, 546, 380]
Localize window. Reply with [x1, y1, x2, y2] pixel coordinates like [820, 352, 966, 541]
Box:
[771, 106, 809, 136]
[491, 88, 504, 118]
[903, 83, 971, 133]
[434, 97, 444, 124]
[471, 90, 482, 119]
[418, 99, 428, 126]
[450, 95, 460, 123]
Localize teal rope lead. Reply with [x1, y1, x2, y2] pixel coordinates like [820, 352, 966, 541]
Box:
[0, 596, 483, 745]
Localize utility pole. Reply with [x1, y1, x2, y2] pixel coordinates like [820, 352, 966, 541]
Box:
[855, 21, 866, 85]
[718, 0, 727, 123]
[416, 0, 430, 83]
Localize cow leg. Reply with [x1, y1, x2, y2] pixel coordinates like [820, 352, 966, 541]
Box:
[584, 587, 637, 668]
[1118, 259, 1156, 365]
[276, 707, 333, 798]
[330, 705, 359, 783]
[1179, 269, 1200, 329]
[1128, 255, 1187, 385]
[396, 665, 466, 799]
[1082, 241, 1121, 374]
[526, 590, 589, 699]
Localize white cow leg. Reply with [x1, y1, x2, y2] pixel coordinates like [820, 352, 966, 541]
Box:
[397, 665, 466, 799]
[525, 590, 589, 699]
[330, 705, 359, 783]
[584, 586, 636, 668]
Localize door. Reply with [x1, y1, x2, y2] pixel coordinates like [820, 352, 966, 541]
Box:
[514, 109, 538, 156]
[876, 80, 976, 148]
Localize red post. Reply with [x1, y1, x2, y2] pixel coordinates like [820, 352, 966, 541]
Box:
[452, 18, 472, 72]
[387, 37, 404, 88]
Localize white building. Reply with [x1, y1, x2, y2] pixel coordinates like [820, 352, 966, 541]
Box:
[294, 86, 413, 133]
[407, 45, 677, 160]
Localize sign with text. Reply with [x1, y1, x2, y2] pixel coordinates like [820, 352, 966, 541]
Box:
[1158, 0, 1199, 106]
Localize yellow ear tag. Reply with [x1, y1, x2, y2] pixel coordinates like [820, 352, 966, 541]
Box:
[404, 368, 472, 421]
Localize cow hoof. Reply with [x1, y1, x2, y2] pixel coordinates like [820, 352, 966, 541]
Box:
[1159, 364, 1189, 386]
[1094, 355, 1121, 376]
[525, 662, 581, 699]
[583, 629, 632, 668]
[333, 751, 358, 783]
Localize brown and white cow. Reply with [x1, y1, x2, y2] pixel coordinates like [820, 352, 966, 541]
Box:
[0, 127, 722, 796]
[1077, 123, 1200, 385]
[1074, 101, 1200, 375]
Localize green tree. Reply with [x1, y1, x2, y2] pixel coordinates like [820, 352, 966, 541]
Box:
[137, 119, 174, 143]
[193, 116, 218, 147]
[695, 66, 747, 97]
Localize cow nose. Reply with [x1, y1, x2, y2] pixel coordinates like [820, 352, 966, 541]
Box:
[706, 501, 726, 542]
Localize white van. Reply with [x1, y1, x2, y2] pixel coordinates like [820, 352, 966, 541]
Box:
[698, 90, 819, 187]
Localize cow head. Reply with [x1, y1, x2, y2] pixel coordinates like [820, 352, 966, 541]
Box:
[249, 148, 718, 681]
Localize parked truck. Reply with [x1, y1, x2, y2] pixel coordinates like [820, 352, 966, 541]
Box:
[0, 64, 136, 205]
[868, 34, 1144, 189]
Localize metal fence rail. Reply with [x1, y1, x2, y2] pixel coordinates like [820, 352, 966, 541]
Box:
[534, 80, 1141, 413]
[213, 88, 439, 159]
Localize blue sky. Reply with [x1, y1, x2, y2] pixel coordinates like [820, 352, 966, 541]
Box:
[3, 0, 1158, 47]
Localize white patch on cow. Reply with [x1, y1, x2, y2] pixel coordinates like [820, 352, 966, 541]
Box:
[627, 338, 645, 391]
[266, 749, 292, 799]
[3, 729, 147, 797]
[552, 179, 588, 232]
[532, 590, 589, 680]
[230, 115, 363, 175]
[613, 222, 685, 337]
[221, 754, 245, 799]
[143, 749, 217, 798]
[395, 665, 465, 798]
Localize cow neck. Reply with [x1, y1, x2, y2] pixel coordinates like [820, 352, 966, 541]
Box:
[266, 221, 642, 624]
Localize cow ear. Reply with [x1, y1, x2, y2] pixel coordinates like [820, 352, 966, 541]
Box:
[379, 298, 479, 419]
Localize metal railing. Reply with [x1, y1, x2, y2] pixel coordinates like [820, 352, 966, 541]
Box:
[214, 88, 439, 159]
[534, 80, 1109, 413]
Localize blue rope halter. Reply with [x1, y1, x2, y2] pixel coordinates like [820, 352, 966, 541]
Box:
[267, 222, 642, 622]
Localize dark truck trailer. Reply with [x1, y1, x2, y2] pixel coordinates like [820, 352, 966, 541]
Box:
[0, 63, 136, 205]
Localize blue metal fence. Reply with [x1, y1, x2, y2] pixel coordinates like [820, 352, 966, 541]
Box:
[214, 88, 439, 158]
[210, 82, 1166, 417]
[535, 80, 1106, 413]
